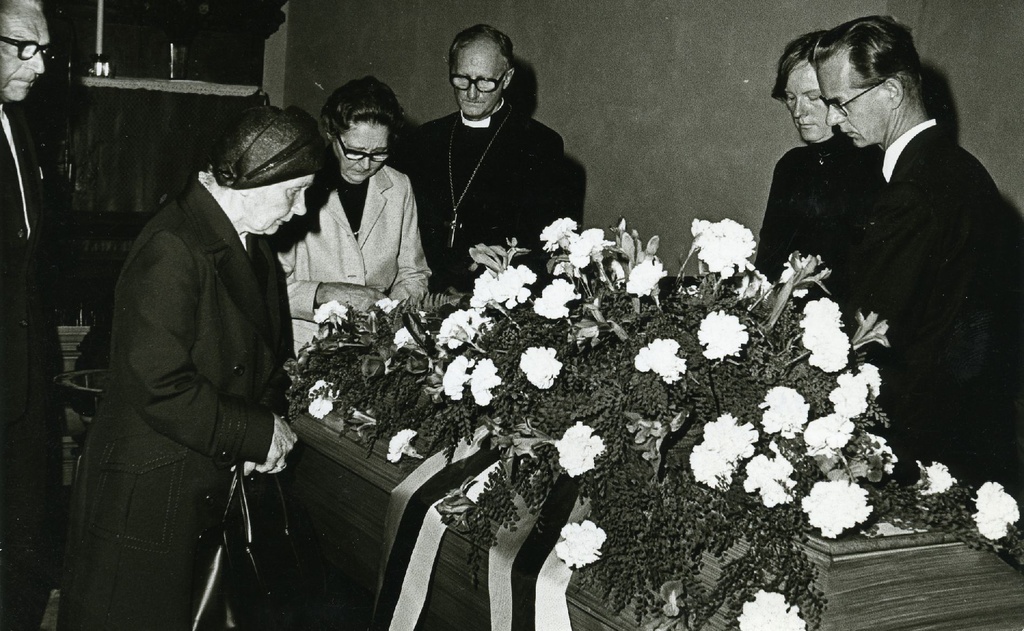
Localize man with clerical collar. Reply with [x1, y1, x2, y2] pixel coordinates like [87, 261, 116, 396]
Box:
[395, 23, 579, 293]
[1, 0, 62, 627]
[814, 15, 1020, 496]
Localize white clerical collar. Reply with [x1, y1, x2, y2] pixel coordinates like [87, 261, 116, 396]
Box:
[883, 119, 936, 182]
[460, 100, 504, 128]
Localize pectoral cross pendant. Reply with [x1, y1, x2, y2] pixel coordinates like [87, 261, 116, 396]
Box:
[446, 216, 460, 249]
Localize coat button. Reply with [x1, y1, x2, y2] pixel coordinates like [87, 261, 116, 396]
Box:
[17, 228, 25, 239]
[233, 364, 245, 376]
[18, 319, 28, 328]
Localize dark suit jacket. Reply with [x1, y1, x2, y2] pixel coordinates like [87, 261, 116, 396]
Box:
[1, 103, 46, 424]
[845, 125, 1017, 487]
[394, 105, 577, 292]
[59, 178, 288, 630]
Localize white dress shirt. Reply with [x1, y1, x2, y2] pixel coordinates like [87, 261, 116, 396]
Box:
[882, 119, 937, 182]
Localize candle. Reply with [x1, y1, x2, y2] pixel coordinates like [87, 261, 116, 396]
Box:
[95, 0, 104, 55]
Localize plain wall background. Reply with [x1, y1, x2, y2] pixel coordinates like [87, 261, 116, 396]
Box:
[264, 0, 1023, 272]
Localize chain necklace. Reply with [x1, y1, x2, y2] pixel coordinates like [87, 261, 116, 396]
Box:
[447, 103, 511, 248]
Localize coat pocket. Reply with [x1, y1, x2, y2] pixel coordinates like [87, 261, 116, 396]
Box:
[88, 435, 189, 552]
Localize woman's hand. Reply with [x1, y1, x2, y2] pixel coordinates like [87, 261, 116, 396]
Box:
[254, 413, 298, 474]
[316, 281, 387, 311]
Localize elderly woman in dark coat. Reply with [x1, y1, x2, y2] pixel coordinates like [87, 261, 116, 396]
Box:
[58, 106, 324, 630]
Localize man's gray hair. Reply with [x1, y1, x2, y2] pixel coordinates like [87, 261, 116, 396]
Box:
[0, 0, 45, 21]
[448, 24, 514, 71]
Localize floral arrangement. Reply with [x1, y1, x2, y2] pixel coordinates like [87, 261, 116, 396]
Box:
[285, 217, 1024, 630]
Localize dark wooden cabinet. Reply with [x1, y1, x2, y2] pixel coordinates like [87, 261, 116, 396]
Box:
[30, 1, 285, 328]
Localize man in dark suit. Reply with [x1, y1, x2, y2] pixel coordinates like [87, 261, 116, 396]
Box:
[394, 24, 579, 293]
[0, 0, 60, 627]
[814, 16, 1019, 493]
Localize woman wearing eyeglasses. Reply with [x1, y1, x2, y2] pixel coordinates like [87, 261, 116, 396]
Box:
[276, 76, 429, 354]
[754, 31, 884, 302]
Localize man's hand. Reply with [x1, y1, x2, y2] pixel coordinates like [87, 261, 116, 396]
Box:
[316, 282, 387, 311]
[254, 413, 298, 475]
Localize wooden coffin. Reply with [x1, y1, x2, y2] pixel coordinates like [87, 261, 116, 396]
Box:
[290, 415, 1024, 630]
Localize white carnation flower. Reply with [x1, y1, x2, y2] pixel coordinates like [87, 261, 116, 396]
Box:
[437, 308, 491, 349]
[703, 413, 758, 461]
[555, 520, 607, 569]
[829, 372, 870, 419]
[690, 413, 758, 490]
[802, 480, 872, 538]
[313, 300, 348, 325]
[858, 363, 882, 397]
[690, 443, 739, 490]
[800, 299, 850, 373]
[555, 422, 606, 477]
[519, 347, 563, 389]
[470, 265, 537, 309]
[442, 356, 474, 400]
[533, 278, 581, 319]
[307, 380, 335, 419]
[308, 397, 334, 420]
[634, 338, 688, 384]
[375, 297, 399, 313]
[738, 590, 806, 631]
[567, 228, 613, 269]
[626, 258, 667, 297]
[540, 217, 579, 252]
[698, 310, 749, 360]
[803, 413, 854, 457]
[759, 387, 809, 438]
[917, 461, 956, 496]
[690, 218, 756, 279]
[393, 326, 415, 349]
[744, 451, 796, 507]
[387, 429, 422, 463]
[469, 358, 502, 406]
[973, 481, 1020, 540]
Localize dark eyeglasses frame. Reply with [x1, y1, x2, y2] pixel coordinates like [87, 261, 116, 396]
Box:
[335, 137, 389, 163]
[449, 69, 508, 93]
[822, 81, 884, 117]
[0, 35, 51, 61]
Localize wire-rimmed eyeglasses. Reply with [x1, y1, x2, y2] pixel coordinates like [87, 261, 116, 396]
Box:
[449, 69, 509, 93]
[0, 35, 51, 61]
[335, 137, 389, 163]
[821, 82, 884, 117]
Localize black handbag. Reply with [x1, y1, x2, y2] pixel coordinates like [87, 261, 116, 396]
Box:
[192, 470, 326, 631]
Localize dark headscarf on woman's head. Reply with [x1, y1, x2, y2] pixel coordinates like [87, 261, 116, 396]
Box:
[210, 105, 325, 189]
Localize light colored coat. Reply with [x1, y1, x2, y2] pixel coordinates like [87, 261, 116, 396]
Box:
[279, 165, 430, 352]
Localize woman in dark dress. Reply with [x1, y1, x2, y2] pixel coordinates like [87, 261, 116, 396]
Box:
[58, 106, 324, 630]
[755, 31, 884, 301]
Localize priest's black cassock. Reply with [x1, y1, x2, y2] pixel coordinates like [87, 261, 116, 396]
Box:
[395, 103, 579, 293]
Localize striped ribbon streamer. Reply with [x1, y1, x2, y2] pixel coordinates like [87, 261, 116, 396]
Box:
[534, 497, 590, 631]
[388, 461, 503, 631]
[375, 426, 491, 598]
[487, 495, 541, 631]
[372, 427, 497, 629]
